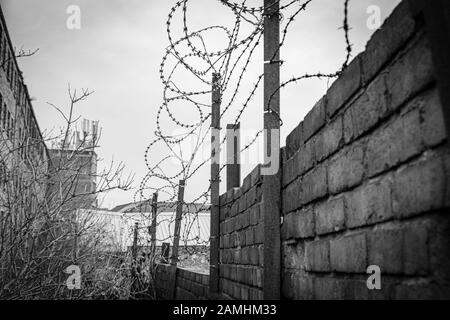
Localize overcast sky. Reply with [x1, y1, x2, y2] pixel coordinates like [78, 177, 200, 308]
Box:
[2, 0, 400, 209]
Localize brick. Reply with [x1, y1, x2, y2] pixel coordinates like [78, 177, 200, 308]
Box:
[255, 268, 263, 288]
[344, 74, 389, 143]
[246, 186, 257, 208]
[392, 155, 445, 218]
[296, 275, 314, 300]
[233, 283, 241, 299]
[403, 220, 429, 276]
[286, 122, 303, 159]
[237, 266, 245, 283]
[246, 227, 254, 246]
[230, 200, 238, 217]
[295, 139, 314, 176]
[235, 215, 242, 231]
[292, 206, 315, 239]
[250, 164, 261, 186]
[362, 1, 416, 83]
[328, 142, 364, 194]
[242, 210, 250, 228]
[231, 265, 238, 281]
[330, 233, 366, 273]
[282, 156, 296, 187]
[223, 265, 231, 279]
[386, 35, 434, 112]
[226, 188, 234, 202]
[421, 89, 447, 147]
[234, 248, 242, 264]
[241, 286, 249, 300]
[249, 288, 263, 300]
[327, 54, 362, 117]
[239, 194, 247, 213]
[281, 208, 314, 240]
[299, 165, 327, 205]
[366, 108, 422, 177]
[282, 242, 305, 270]
[313, 277, 336, 300]
[233, 187, 241, 201]
[367, 278, 396, 300]
[282, 272, 296, 299]
[346, 176, 393, 228]
[255, 222, 264, 244]
[281, 213, 293, 240]
[237, 230, 245, 247]
[282, 179, 299, 214]
[249, 247, 259, 266]
[305, 239, 330, 272]
[303, 96, 326, 141]
[249, 204, 260, 226]
[314, 116, 343, 162]
[368, 227, 403, 274]
[224, 205, 231, 220]
[243, 173, 252, 193]
[335, 279, 369, 300]
[315, 196, 345, 235]
[256, 185, 262, 203]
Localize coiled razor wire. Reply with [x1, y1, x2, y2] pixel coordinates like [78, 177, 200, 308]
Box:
[130, 0, 353, 261]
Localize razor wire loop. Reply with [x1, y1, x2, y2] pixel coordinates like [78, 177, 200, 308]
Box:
[133, 0, 353, 259]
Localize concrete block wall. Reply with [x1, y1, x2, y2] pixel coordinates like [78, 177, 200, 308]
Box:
[175, 268, 209, 300]
[155, 264, 210, 300]
[218, 165, 264, 300]
[281, 2, 450, 299]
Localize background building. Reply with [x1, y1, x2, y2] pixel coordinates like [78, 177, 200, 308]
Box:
[0, 6, 49, 217]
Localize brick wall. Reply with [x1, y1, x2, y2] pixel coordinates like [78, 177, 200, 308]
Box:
[154, 1, 450, 300]
[175, 268, 209, 300]
[218, 165, 264, 300]
[155, 264, 210, 300]
[281, 2, 450, 299]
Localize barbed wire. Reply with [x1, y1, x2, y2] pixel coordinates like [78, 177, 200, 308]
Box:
[131, 0, 353, 263]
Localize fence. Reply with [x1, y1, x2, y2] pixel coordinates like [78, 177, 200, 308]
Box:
[148, 0, 450, 300]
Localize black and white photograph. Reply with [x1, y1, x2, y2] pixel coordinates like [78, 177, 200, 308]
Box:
[0, 0, 449, 308]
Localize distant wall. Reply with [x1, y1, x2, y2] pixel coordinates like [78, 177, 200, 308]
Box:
[281, 2, 450, 299]
[155, 264, 210, 300]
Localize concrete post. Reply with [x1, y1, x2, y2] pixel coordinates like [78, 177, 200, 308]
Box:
[262, 0, 281, 300]
[226, 123, 241, 190]
[210, 72, 221, 298]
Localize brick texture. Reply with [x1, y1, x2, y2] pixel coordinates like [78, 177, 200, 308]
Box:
[159, 0, 450, 301]
[281, 3, 449, 299]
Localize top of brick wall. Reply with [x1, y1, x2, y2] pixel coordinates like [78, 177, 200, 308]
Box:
[219, 164, 261, 206]
[285, 1, 417, 160]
